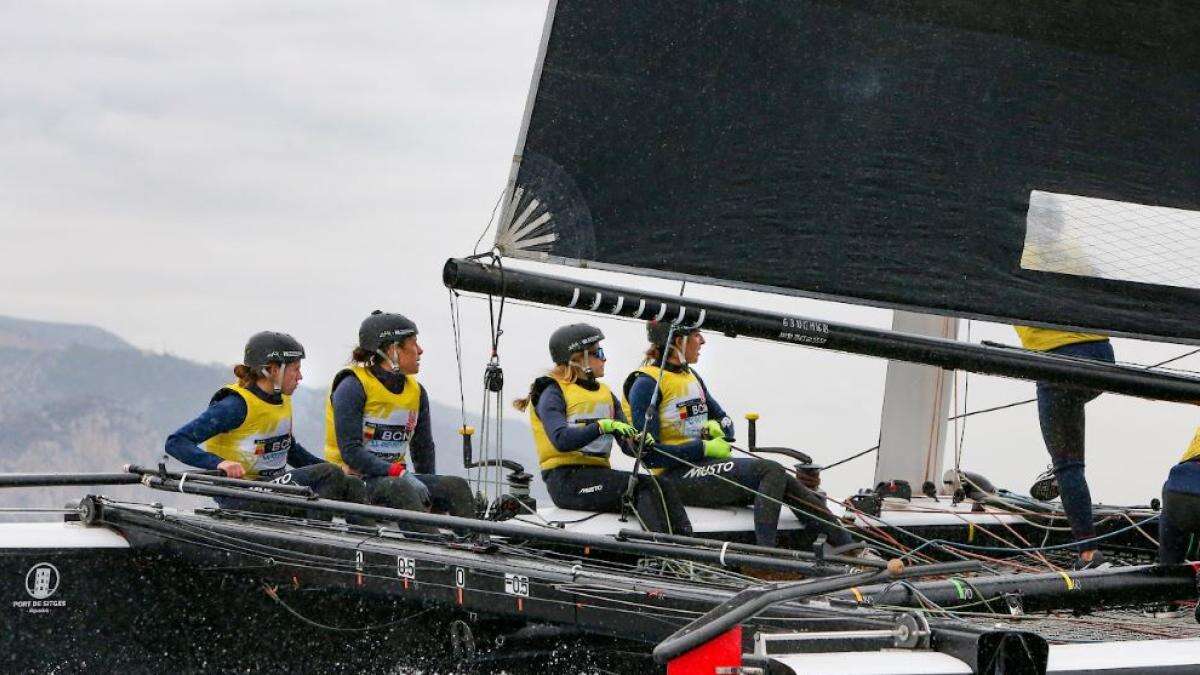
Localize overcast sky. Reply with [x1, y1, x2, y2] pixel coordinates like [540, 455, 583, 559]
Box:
[2, 1, 1196, 505]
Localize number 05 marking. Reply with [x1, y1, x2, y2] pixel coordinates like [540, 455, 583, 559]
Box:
[504, 573, 530, 597]
[396, 557, 416, 580]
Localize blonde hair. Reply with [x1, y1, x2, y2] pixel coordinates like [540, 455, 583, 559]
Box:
[512, 360, 590, 412]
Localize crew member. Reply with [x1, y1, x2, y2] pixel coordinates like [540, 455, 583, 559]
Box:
[1158, 432, 1200, 564]
[325, 311, 473, 519]
[1015, 325, 1114, 570]
[625, 320, 853, 550]
[165, 331, 364, 513]
[516, 323, 691, 534]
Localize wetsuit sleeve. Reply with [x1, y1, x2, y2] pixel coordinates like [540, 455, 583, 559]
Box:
[410, 387, 436, 475]
[536, 383, 604, 451]
[286, 438, 323, 468]
[694, 372, 736, 442]
[164, 395, 248, 470]
[612, 393, 639, 458]
[332, 375, 395, 478]
[626, 374, 705, 466]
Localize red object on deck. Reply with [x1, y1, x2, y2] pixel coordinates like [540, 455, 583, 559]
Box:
[667, 625, 742, 675]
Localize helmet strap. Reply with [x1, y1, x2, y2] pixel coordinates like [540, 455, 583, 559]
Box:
[263, 364, 283, 395]
[570, 354, 593, 377]
[375, 346, 401, 373]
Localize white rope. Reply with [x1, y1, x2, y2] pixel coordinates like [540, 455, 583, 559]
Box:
[719, 541, 730, 567]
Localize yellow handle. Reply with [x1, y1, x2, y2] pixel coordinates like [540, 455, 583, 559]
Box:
[459, 426, 476, 436]
[745, 412, 760, 421]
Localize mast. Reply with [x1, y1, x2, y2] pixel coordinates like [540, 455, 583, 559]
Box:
[444, 258, 1200, 403]
[874, 312, 957, 491]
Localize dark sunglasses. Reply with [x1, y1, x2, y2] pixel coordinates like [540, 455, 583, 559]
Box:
[589, 347, 606, 361]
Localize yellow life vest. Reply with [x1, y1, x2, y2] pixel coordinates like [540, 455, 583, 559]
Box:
[531, 379, 616, 471]
[631, 366, 710, 445]
[203, 384, 293, 479]
[1014, 326, 1107, 352]
[324, 365, 422, 474]
[1180, 428, 1200, 463]
[626, 366, 711, 476]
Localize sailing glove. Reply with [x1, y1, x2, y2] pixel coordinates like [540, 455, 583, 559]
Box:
[703, 437, 732, 460]
[702, 420, 726, 441]
[596, 419, 638, 438]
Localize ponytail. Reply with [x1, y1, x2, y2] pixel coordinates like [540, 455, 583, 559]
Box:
[512, 359, 591, 412]
[233, 364, 259, 388]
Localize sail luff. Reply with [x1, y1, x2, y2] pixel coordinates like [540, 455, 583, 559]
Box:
[444, 258, 1200, 403]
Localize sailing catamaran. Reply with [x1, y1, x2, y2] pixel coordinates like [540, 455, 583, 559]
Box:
[4, 1, 1199, 673]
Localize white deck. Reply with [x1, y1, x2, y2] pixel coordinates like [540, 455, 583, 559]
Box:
[0, 522, 128, 549]
[514, 495, 1028, 537]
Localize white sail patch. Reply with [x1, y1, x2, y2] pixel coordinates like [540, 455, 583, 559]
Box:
[1021, 191, 1200, 289]
[495, 186, 558, 257]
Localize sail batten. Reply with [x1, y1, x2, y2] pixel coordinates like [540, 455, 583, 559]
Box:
[497, 0, 1200, 343]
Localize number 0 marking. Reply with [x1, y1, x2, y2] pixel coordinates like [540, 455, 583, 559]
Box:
[455, 567, 466, 588]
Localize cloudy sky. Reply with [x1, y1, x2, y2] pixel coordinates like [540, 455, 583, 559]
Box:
[2, 1, 1196, 504]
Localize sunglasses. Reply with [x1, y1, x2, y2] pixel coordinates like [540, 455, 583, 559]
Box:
[589, 347, 607, 361]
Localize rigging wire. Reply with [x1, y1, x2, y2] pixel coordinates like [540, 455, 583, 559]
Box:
[263, 585, 434, 633]
[947, 345, 1200, 423]
[472, 187, 508, 256]
[449, 290, 468, 433]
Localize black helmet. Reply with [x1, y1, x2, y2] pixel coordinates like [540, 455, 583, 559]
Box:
[358, 310, 418, 353]
[548, 323, 604, 364]
[647, 320, 697, 350]
[244, 331, 305, 368]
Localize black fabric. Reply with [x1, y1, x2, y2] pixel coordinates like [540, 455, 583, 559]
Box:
[544, 465, 692, 535]
[510, 1, 1200, 342]
[212, 463, 363, 518]
[1035, 340, 1114, 545]
[663, 457, 850, 548]
[1160, 489, 1200, 565]
[413, 474, 474, 519]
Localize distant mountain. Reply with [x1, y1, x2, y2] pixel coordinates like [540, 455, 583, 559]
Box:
[0, 315, 538, 517]
[0, 315, 134, 352]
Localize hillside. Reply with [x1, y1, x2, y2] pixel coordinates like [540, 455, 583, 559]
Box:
[0, 315, 538, 516]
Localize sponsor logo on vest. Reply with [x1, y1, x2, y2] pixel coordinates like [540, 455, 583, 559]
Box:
[254, 434, 293, 455]
[682, 461, 735, 479]
[578, 484, 603, 494]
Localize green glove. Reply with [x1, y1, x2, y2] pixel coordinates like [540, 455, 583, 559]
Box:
[703, 437, 732, 459]
[597, 419, 637, 438]
[702, 419, 726, 441]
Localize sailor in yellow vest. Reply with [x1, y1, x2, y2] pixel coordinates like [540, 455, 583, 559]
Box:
[165, 332, 364, 513]
[325, 311, 473, 519]
[624, 321, 854, 550]
[1015, 325, 1114, 570]
[515, 323, 691, 534]
[1159, 432, 1200, 564]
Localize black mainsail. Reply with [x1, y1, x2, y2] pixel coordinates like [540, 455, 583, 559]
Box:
[494, 1, 1200, 343]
